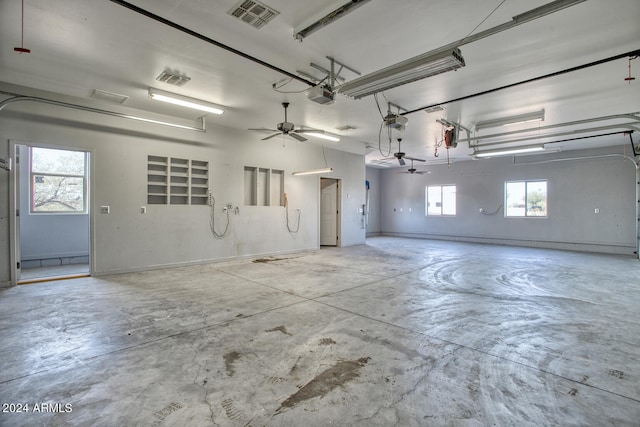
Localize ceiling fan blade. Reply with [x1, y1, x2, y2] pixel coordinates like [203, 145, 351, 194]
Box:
[398, 158, 406, 166]
[405, 156, 426, 162]
[249, 127, 277, 133]
[261, 133, 281, 141]
[289, 133, 307, 142]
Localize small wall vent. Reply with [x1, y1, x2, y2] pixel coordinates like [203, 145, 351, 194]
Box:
[228, 0, 279, 29]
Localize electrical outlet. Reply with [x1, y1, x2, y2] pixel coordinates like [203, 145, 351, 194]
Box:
[208, 190, 213, 206]
[100, 206, 110, 214]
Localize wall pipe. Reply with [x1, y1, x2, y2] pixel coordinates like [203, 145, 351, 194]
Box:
[0, 94, 206, 132]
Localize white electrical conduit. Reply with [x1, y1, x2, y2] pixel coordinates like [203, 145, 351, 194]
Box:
[471, 123, 640, 150]
[461, 113, 640, 146]
[0, 94, 207, 132]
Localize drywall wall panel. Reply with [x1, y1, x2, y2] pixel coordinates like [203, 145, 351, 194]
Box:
[0, 87, 366, 281]
[379, 149, 636, 254]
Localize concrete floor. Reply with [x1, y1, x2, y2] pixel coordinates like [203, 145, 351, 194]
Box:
[1, 237, 639, 426]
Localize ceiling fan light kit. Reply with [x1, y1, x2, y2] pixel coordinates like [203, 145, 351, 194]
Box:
[148, 88, 224, 115]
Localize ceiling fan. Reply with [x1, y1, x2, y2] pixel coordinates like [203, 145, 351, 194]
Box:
[249, 102, 324, 142]
[383, 138, 426, 166]
[397, 158, 429, 174]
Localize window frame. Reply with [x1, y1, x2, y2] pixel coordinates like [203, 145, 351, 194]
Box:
[504, 179, 548, 218]
[425, 184, 457, 217]
[30, 147, 89, 215]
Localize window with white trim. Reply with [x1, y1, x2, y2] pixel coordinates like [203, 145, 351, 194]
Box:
[505, 180, 547, 217]
[425, 185, 456, 216]
[30, 147, 88, 214]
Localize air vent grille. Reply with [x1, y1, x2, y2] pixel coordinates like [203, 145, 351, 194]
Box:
[90, 89, 129, 104]
[228, 0, 279, 29]
[156, 71, 191, 87]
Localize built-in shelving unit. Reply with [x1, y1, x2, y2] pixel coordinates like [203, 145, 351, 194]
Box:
[244, 165, 284, 206]
[147, 155, 169, 205]
[147, 155, 209, 205]
[190, 160, 209, 205]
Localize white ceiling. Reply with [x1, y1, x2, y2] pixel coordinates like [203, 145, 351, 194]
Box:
[1, 0, 639, 168]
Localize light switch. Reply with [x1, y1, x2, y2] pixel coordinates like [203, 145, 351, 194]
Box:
[100, 206, 110, 214]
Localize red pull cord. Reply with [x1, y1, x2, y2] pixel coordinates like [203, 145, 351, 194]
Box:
[14, 0, 31, 53]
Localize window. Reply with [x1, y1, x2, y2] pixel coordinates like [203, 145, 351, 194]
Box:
[505, 180, 547, 217]
[30, 147, 88, 213]
[426, 185, 456, 216]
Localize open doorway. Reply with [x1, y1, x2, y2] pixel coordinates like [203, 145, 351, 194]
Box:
[13, 144, 91, 284]
[320, 177, 341, 246]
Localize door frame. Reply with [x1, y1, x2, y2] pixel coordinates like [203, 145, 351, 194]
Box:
[319, 176, 342, 247]
[9, 140, 94, 286]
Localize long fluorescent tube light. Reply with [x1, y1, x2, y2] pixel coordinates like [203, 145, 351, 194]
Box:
[292, 167, 334, 176]
[476, 110, 544, 131]
[338, 48, 465, 99]
[148, 88, 224, 115]
[473, 144, 545, 158]
[305, 132, 340, 142]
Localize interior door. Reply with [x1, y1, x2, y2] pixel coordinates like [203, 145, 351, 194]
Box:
[320, 178, 338, 246]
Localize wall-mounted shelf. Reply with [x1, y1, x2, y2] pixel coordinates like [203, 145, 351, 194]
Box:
[148, 155, 209, 205]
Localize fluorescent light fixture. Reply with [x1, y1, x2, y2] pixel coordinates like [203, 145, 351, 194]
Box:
[294, 0, 372, 41]
[148, 88, 224, 115]
[292, 167, 334, 176]
[305, 132, 340, 142]
[475, 110, 544, 131]
[473, 144, 545, 158]
[338, 48, 465, 99]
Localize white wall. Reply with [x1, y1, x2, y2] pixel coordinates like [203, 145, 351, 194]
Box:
[379, 149, 637, 255]
[0, 87, 366, 285]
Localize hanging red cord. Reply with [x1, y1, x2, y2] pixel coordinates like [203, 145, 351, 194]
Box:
[14, 0, 31, 53]
[624, 56, 636, 83]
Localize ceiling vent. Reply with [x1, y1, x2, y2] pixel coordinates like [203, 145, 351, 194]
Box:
[156, 71, 191, 87]
[90, 89, 129, 104]
[228, 0, 279, 29]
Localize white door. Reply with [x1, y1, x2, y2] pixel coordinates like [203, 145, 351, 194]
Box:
[320, 178, 339, 246]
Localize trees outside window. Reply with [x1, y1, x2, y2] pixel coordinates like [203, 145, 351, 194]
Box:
[30, 147, 88, 213]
